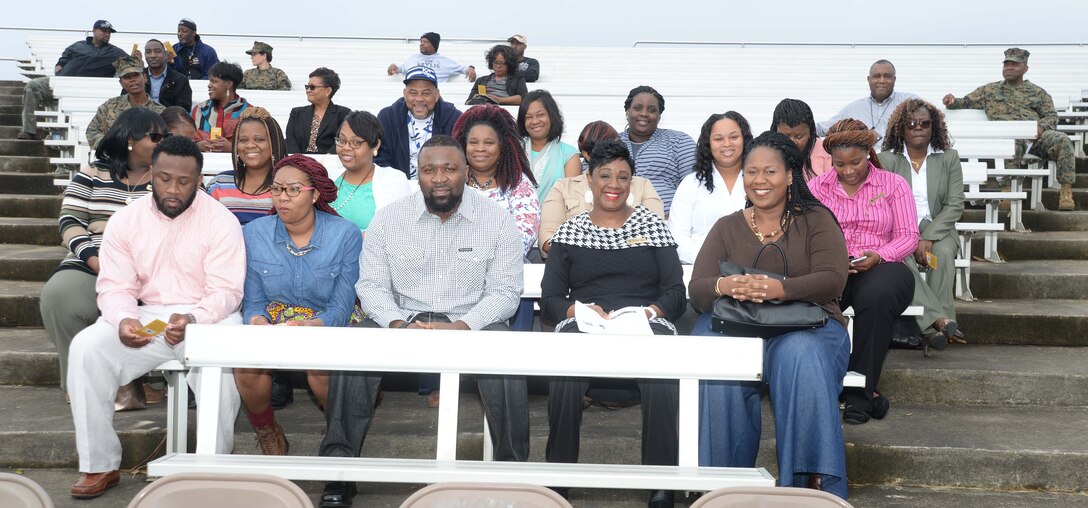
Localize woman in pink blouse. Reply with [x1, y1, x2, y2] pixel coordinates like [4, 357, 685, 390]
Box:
[809, 118, 917, 425]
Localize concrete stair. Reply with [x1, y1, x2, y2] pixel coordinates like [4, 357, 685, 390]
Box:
[2, 78, 1088, 507]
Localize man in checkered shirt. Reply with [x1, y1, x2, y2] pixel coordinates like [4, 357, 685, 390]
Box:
[315, 135, 527, 508]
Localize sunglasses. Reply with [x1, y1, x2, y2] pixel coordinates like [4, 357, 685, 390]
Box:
[303, 84, 329, 91]
[147, 132, 171, 143]
[907, 120, 932, 130]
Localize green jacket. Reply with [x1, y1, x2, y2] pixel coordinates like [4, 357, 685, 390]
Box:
[878, 148, 964, 243]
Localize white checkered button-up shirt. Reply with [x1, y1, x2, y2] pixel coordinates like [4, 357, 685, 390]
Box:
[358, 190, 523, 330]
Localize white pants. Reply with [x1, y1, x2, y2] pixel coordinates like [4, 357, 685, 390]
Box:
[67, 304, 241, 473]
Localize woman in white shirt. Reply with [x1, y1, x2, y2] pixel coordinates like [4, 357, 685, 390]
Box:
[668, 111, 753, 264]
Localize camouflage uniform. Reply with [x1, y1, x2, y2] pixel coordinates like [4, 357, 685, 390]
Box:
[85, 95, 165, 149]
[240, 67, 291, 90]
[948, 80, 1075, 185]
[21, 77, 54, 136]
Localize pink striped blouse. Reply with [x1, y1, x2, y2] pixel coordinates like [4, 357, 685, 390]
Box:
[809, 164, 919, 263]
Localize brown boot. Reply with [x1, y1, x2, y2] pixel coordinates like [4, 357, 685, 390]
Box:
[1059, 184, 1075, 211]
[254, 419, 289, 455]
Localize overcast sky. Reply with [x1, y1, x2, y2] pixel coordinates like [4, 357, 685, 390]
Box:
[1, 0, 1085, 81]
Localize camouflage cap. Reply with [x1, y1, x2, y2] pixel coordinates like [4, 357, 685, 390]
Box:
[1003, 47, 1030, 63]
[113, 56, 143, 77]
[245, 41, 274, 55]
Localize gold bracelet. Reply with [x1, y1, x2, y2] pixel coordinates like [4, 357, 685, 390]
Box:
[714, 276, 725, 297]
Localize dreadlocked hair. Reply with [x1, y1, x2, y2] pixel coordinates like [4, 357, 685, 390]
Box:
[231, 106, 287, 195]
[823, 118, 883, 169]
[769, 98, 819, 180]
[694, 111, 752, 193]
[881, 98, 953, 154]
[623, 85, 665, 113]
[452, 104, 536, 192]
[743, 131, 831, 224]
[270, 154, 340, 217]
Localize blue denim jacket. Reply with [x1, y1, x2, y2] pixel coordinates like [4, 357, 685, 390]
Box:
[242, 211, 362, 327]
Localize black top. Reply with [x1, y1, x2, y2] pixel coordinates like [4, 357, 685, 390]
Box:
[467, 73, 528, 103]
[55, 38, 126, 77]
[541, 242, 686, 324]
[285, 102, 352, 154]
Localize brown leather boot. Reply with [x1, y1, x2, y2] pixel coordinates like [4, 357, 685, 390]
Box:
[1059, 184, 1075, 211]
[254, 419, 289, 455]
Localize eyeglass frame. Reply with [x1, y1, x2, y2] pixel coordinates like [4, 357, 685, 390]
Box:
[907, 120, 933, 130]
[303, 84, 329, 91]
[269, 184, 317, 197]
[334, 136, 370, 149]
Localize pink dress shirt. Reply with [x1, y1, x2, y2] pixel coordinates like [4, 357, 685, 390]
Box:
[96, 191, 246, 327]
[809, 163, 919, 263]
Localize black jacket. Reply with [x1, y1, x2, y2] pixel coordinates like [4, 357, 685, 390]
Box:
[126, 67, 193, 111]
[285, 102, 352, 154]
[374, 97, 462, 178]
[467, 73, 528, 103]
[55, 38, 126, 77]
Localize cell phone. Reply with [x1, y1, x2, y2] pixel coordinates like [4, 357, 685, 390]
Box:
[849, 255, 868, 264]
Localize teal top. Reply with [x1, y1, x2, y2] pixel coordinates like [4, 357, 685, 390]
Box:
[526, 139, 579, 202]
[331, 178, 376, 232]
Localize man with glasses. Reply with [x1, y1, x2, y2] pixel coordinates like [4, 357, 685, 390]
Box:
[317, 135, 526, 508]
[18, 20, 126, 140]
[817, 59, 918, 148]
[86, 56, 166, 149]
[66, 136, 244, 499]
[375, 66, 463, 179]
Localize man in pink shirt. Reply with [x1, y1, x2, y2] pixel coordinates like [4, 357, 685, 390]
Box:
[66, 136, 245, 499]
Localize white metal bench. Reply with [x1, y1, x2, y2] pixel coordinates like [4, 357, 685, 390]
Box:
[148, 325, 776, 492]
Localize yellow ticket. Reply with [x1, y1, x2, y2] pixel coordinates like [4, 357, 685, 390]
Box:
[134, 319, 168, 338]
[926, 251, 938, 270]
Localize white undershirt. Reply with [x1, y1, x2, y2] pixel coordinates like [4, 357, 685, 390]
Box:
[906, 143, 940, 224]
[668, 166, 747, 264]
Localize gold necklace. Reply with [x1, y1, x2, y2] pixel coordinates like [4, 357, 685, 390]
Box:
[125, 170, 151, 205]
[749, 209, 789, 242]
[909, 157, 924, 170]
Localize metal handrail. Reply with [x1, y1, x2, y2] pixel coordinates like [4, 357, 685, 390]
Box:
[633, 40, 1088, 48]
[0, 26, 502, 44]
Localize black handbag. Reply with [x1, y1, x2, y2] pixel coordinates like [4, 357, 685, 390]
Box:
[711, 242, 828, 338]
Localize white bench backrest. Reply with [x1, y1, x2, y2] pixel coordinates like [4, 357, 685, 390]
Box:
[961, 162, 989, 191]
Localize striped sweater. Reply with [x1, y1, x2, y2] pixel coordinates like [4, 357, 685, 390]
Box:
[620, 128, 696, 215]
[57, 163, 152, 274]
[207, 171, 274, 225]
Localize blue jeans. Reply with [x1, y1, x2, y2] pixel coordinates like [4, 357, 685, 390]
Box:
[694, 312, 851, 499]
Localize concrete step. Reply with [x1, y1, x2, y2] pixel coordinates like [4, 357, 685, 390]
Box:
[0, 113, 20, 126]
[0, 126, 24, 138]
[880, 345, 1088, 406]
[0, 329, 56, 386]
[0, 280, 44, 327]
[974, 231, 1088, 261]
[0, 95, 22, 107]
[0, 155, 52, 173]
[1042, 187, 1088, 210]
[0, 194, 62, 218]
[0, 139, 46, 157]
[1, 387, 1085, 493]
[969, 259, 1088, 299]
[0, 218, 60, 246]
[0, 244, 66, 280]
[963, 209, 1088, 232]
[0, 172, 59, 195]
[956, 298, 1088, 346]
[0, 104, 22, 115]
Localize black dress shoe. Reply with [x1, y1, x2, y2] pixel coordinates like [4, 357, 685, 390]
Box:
[870, 394, 891, 420]
[271, 371, 294, 409]
[320, 481, 356, 508]
[648, 489, 674, 508]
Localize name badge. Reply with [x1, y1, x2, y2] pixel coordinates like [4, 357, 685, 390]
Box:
[626, 237, 647, 246]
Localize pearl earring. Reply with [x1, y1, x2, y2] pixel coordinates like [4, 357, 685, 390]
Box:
[373, 149, 378, 156]
[127, 145, 133, 151]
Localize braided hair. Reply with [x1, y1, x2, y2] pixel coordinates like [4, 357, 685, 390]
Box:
[623, 85, 665, 113]
[270, 154, 340, 217]
[231, 106, 287, 195]
[452, 104, 536, 192]
[743, 131, 830, 223]
[694, 111, 752, 192]
[769, 98, 819, 180]
[881, 98, 953, 154]
[823, 118, 883, 169]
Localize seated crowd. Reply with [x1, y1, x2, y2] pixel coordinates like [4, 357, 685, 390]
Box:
[32, 21, 1077, 508]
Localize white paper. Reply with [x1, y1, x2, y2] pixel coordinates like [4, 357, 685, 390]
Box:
[574, 301, 654, 335]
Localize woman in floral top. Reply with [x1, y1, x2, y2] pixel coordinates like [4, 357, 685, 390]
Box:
[452, 104, 540, 256]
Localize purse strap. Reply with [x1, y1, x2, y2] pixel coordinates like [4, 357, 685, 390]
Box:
[752, 241, 789, 278]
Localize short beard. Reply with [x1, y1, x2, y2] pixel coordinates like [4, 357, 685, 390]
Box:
[423, 189, 462, 215]
[154, 189, 198, 218]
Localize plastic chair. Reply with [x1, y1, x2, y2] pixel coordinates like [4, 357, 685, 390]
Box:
[690, 486, 855, 508]
[0, 472, 55, 508]
[126, 473, 312, 508]
[399, 482, 573, 508]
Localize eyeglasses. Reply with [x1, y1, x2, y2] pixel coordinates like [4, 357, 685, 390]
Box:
[269, 184, 316, 197]
[907, 120, 933, 130]
[147, 132, 170, 143]
[303, 84, 329, 91]
[334, 136, 369, 149]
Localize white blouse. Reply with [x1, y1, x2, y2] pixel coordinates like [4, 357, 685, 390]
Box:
[668, 166, 747, 264]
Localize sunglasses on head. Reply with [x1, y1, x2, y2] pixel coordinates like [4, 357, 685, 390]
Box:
[907, 120, 932, 130]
